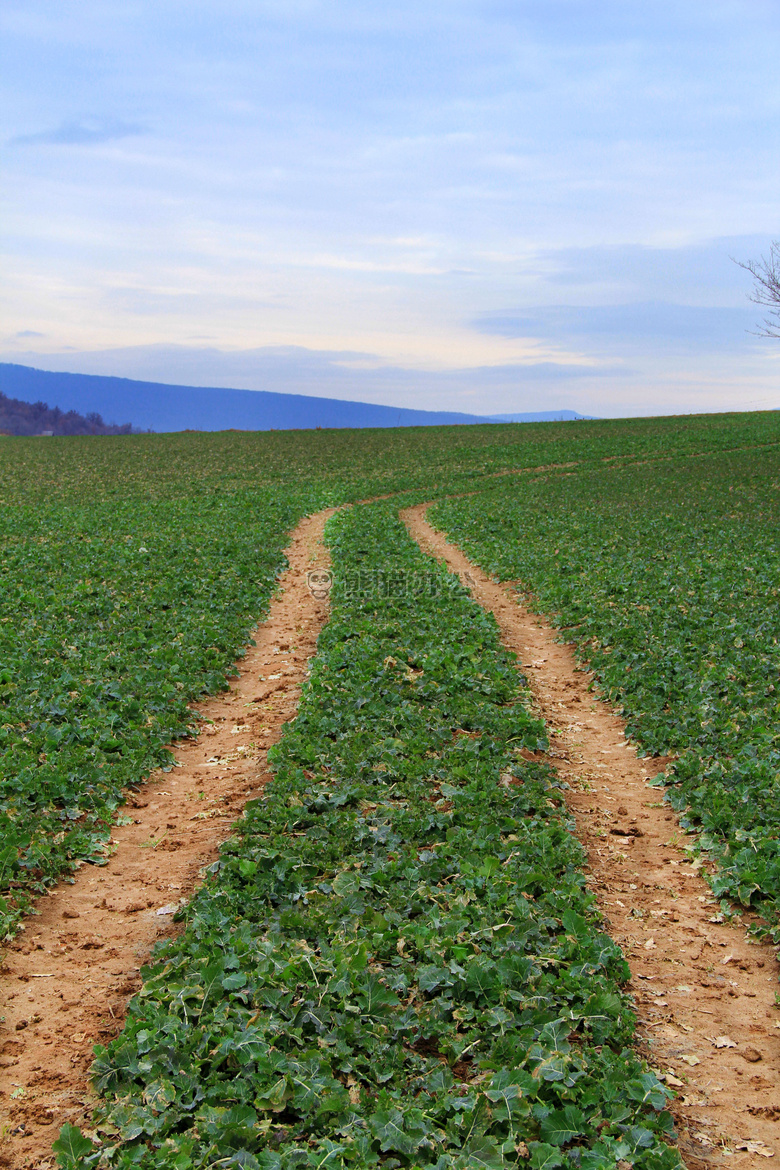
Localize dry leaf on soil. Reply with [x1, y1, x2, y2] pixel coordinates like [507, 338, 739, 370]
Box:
[736, 1141, 774, 1157]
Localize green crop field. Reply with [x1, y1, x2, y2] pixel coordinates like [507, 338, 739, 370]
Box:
[0, 490, 308, 935]
[431, 436, 780, 937]
[6, 412, 774, 938]
[1, 409, 779, 1169]
[56, 505, 677, 1170]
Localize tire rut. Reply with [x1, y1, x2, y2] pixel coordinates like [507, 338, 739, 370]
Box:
[402, 502, 780, 1170]
[0, 508, 336, 1170]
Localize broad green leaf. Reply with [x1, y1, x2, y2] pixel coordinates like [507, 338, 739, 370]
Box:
[460, 1136, 506, 1168]
[332, 870, 360, 896]
[539, 1105, 588, 1146]
[369, 1107, 419, 1157]
[53, 1124, 95, 1166]
[528, 1142, 566, 1169]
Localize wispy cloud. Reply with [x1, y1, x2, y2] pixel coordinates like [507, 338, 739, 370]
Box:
[9, 116, 146, 147]
[474, 302, 762, 354]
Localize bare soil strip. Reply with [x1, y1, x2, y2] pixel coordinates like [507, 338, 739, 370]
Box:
[0, 509, 335, 1170]
[402, 504, 780, 1170]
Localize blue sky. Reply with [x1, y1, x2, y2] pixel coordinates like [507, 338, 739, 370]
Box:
[2, 1, 780, 417]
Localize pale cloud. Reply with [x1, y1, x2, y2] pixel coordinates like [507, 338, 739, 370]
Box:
[9, 117, 147, 147]
[474, 303, 763, 355]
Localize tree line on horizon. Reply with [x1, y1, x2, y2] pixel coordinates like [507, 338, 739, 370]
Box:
[0, 389, 138, 437]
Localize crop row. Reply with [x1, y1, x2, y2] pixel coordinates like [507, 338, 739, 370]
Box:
[61, 504, 679, 1170]
[431, 446, 780, 933]
[0, 489, 309, 937]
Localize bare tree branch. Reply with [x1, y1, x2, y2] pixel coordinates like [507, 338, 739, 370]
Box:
[734, 241, 780, 337]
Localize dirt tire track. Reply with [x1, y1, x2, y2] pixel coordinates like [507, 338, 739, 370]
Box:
[402, 503, 780, 1170]
[0, 508, 335, 1170]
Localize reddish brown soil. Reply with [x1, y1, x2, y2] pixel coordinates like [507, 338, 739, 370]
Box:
[0, 509, 335, 1170]
[403, 503, 780, 1170]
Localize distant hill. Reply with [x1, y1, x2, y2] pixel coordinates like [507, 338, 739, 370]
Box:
[489, 410, 595, 422]
[0, 384, 135, 437]
[0, 363, 591, 433]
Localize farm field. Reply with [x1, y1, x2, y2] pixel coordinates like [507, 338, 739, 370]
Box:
[431, 440, 780, 936]
[56, 505, 677, 1170]
[3, 412, 772, 937]
[0, 409, 779, 1169]
[0, 410, 775, 938]
[0, 490, 308, 937]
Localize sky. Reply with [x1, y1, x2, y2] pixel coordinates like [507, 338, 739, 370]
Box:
[2, 0, 780, 418]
